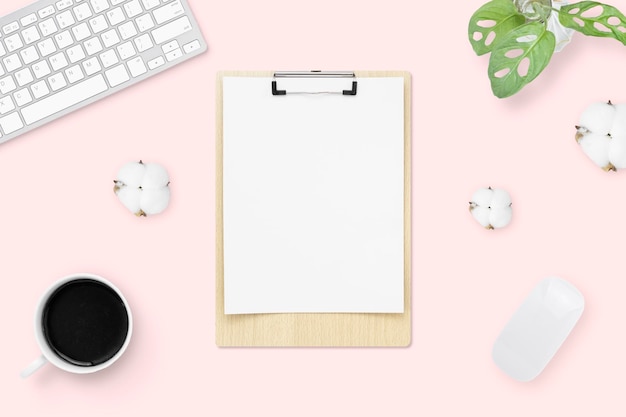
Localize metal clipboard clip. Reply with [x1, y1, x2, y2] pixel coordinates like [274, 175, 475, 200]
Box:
[271, 71, 358, 96]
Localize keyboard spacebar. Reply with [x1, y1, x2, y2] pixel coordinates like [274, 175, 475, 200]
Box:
[22, 75, 108, 125]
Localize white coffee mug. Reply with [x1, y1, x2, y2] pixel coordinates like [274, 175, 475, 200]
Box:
[21, 273, 133, 378]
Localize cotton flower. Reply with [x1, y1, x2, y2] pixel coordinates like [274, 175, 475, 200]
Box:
[114, 161, 170, 216]
[576, 101, 626, 171]
[469, 187, 512, 229]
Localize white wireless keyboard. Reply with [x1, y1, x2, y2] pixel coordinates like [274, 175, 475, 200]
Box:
[0, 0, 206, 144]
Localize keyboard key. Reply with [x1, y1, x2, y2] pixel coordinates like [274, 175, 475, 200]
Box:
[151, 16, 191, 44]
[102, 29, 121, 48]
[90, 0, 111, 13]
[105, 64, 129, 87]
[127, 56, 147, 77]
[20, 46, 39, 65]
[183, 39, 201, 54]
[14, 88, 33, 106]
[48, 73, 67, 91]
[134, 34, 153, 52]
[67, 45, 86, 63]
[153, 1, 185, 24]
[39, 6, 56, 19]
[15, 68, 34, 87]
[106, 7, 125, 26]
[54, 31, 73, 49]
[31, 80, 50, 99]
[4, 34, 24, 53]
[82, 57, 101, 75]
[20, 14, 38, 27]
[0, 75, 17, 94]
[32, 60, 52, 79]
[3, 22, 20, 36]
[56, 0, 74, 11]
[136, 14, 155, 32]
[37, 38, 57, 57]
[118, 21, 137, 40]
[65, 65, 85, 83]
[0, 43, 6, 58]
[56, 10, 75, 29]
[99, 49, 119, 67]
[84, 37, 103, 55]
[22, 74, 108, 125]
[161, 40, 178, 54]
[71, 23, 90, 41]
[3, 54, 22, 72]
[165, 48, 182, 62]
[147, 56, 165, 70]
[117, 41, 136, 60]
[39, 18, 59, 37]
[0, 96, 16, 114]
[89, 15, 108, 34]
[49, 52, 69, 71]
[124, 0, 143, 19]
[111, 0, 125, 4]
[21, 26, 41, 45]
[142, 0, 160, 10]
[0, 112, 24, 134]
[73, 3, 93, 21]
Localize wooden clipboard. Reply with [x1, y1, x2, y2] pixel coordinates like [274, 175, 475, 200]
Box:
[216, 71, 412, 346]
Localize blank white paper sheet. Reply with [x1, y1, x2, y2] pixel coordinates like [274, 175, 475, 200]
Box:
[223, 76, 405, 314]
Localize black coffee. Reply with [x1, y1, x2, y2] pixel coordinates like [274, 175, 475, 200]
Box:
[42, 279, 129, 367]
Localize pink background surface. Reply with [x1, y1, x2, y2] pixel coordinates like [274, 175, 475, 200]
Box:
[1, 0, 626, 415]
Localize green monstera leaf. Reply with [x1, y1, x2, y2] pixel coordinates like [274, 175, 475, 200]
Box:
[469, 0, 527, 56]
[469, 0, 626, 98]
[559, 1, 626, 44]
[488, 22, 556, 98]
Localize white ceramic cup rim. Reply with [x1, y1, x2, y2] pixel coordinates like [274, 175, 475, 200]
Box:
[32, 273, 133, 375]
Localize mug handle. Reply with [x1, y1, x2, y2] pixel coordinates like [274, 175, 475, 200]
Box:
[20, 355, 47, 378]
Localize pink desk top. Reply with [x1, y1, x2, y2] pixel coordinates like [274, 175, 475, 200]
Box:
[1, 0, 624, 415]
